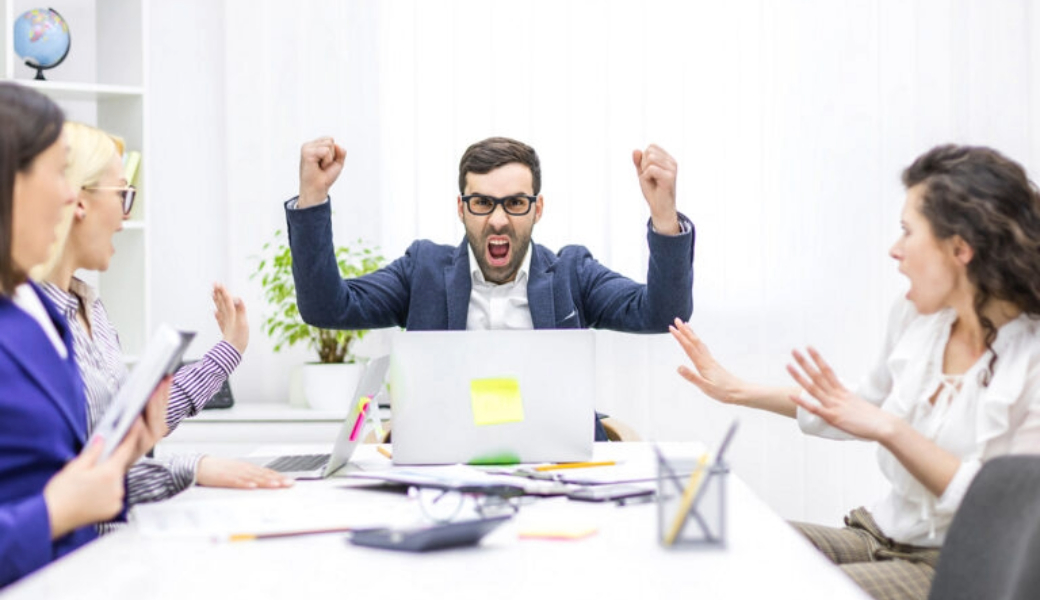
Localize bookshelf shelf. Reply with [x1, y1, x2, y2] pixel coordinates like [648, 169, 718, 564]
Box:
[3, 0, 151, 357]
[15, 79, 144, 101]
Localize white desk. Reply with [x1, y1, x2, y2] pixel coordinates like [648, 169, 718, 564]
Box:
[1, 444, 870, 600]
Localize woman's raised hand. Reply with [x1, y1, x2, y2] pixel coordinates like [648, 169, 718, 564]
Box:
[669, 318, 749, 406]
[786, 347, 894, 441]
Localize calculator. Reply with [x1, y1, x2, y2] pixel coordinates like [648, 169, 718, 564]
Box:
[348, 515, 512, 552]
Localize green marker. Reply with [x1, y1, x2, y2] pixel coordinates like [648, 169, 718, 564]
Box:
[468, 451, 522, 466]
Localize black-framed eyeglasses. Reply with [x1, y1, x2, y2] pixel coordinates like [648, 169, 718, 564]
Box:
[83, 185, 136, 216]
[411, 486, 524, 524]
[461, 194, 537, 216]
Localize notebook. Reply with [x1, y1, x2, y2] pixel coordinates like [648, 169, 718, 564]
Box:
[389, 330, 596, 465]
[243, 355, 389, 479]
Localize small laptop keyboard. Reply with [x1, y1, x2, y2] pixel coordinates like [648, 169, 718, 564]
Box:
[266, 453, 330, 473]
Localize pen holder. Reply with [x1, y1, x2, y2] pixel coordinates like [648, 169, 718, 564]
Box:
[656, 453, 728, 548]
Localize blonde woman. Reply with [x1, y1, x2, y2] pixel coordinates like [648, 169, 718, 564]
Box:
[0, 83, 169, 587]
[36, 121, 290, 512]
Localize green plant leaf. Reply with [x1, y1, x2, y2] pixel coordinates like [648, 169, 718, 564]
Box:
[251, 230, 386, 363]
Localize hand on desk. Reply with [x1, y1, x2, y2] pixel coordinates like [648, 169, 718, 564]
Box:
[197, 457, 293, 489]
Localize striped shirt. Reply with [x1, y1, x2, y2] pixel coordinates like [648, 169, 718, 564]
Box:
[40, 279, 242, 520]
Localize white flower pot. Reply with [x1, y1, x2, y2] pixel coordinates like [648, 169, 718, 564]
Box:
[288, 364, 306, 408]
[301, 362, 364, 412]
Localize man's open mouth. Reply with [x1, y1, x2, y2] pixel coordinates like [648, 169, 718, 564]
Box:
[487, 238, 510, 266]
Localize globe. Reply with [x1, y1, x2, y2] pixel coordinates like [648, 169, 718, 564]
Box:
[13, 8, 71, 81]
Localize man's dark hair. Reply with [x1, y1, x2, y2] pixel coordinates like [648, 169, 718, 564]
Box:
[0, 82, 65, 295]
[458, 137, 541, 195]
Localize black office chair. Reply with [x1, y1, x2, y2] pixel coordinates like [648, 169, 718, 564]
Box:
[928, 454, 1040, 600]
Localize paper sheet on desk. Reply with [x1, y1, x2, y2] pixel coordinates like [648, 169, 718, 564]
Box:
[531, 441, 710, 485]
[513, 462, 661, 485]
[347, 464, 573, 496]
[130, 487, 413, 541]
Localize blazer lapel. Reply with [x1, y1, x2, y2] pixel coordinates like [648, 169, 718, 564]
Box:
[527, 244, 556, 329]
[445, 240, 473, 330]
[0, 285, 87, 443]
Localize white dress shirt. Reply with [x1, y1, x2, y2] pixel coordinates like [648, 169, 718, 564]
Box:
[798, 298, 1040, 546]
[466, 243, 534, 330]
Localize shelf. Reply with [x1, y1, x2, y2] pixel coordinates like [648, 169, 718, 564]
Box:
[9, 79, 144, 100]
[4, 0, 149, 358]
[190, 403, 350, 424]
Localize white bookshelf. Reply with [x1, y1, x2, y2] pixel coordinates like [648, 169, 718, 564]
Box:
[2, 0, 150, 356]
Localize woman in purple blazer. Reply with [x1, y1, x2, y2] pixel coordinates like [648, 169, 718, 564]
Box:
[0, 82, 167, 588]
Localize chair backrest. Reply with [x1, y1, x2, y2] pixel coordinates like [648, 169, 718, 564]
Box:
[928, 454, 1040, 600]
[600, 416, 641, 442]
[1009, 518, 1040, 600]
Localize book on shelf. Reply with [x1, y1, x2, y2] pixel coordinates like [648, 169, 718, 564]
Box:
[123, 150, 142, 186]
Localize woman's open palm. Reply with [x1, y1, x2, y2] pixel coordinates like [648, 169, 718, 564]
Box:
[669, 318, 746, 405]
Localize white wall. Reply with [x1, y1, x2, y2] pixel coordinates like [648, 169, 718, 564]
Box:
[147, 0, 1040, 525]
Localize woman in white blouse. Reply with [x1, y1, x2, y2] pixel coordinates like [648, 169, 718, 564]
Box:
[670, 144, 1040, 600]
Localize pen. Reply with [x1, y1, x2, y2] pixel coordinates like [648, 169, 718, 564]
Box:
[228, 526, 354, 542]
[664, 452, 710, 546]
[376, 445, 393, 460]
[533, 461, 616, 472]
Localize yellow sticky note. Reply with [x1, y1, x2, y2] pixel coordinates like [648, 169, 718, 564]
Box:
[470, 378, 525, 426]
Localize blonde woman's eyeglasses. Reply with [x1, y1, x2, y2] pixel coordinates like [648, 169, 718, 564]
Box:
[82, 185, 136, 216]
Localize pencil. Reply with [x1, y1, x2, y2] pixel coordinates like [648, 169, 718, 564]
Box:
[376, 445, 392, 460]
[228, 526, 354, 542]
[533, 460, 616, 472]
[663, 453, 710, 546]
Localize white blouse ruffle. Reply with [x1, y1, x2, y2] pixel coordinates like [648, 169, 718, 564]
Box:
[797, 297, 1040, 546]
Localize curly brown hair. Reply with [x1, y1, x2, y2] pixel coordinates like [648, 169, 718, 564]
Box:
[902, 144, 1040, 383]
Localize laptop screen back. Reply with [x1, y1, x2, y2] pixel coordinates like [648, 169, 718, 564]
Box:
[389, 330, 596, 465]
[324, 355, 390, 476]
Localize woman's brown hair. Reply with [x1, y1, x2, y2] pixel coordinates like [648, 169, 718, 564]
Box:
[0, 82, 65, 295]
[903, 144, 1040, 382]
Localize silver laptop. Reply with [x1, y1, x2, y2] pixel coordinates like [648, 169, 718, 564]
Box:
[389, 330, 596, 465]
[244, 355, 389, 479]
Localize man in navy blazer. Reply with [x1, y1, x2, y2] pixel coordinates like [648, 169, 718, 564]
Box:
[284, 137, 694, 439]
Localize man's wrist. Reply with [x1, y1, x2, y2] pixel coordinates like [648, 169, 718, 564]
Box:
[296, 191, 328, 209]
[650, 211, 681, 236]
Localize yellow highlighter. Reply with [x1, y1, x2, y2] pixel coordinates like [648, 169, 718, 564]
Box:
[533, 461, 615, 472]
[663, 452, 711, 546]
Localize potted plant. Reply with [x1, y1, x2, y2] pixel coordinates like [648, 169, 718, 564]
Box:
[253, 231, 385, 411]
